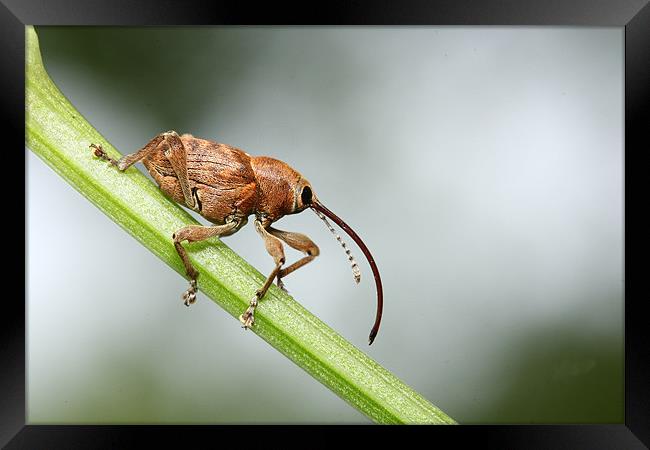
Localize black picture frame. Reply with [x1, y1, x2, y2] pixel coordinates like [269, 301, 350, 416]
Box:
[3, 1, 647, 448]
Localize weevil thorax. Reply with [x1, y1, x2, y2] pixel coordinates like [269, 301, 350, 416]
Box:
[250, 156, 315, 223]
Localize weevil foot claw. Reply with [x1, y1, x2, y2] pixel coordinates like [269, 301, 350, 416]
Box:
[239, 297, 258, 329]
[182, 280, 198, 306]
[239, 311, 255, 329]
[90, 143, 103, 157]
[277, 278, 288, 293]
[90, 143, 120, 167]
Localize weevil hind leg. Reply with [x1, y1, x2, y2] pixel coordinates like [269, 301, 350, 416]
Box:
[90, 133, 166, 170]
[160, 131, 198, 211]
[239, 220, 286, 329]
[173, 220, 240, 306]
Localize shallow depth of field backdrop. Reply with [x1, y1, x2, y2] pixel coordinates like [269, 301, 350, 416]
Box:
[27, 27, 623, 423]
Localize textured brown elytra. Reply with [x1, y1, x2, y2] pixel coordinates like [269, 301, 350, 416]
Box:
[90, 131, 383, 344]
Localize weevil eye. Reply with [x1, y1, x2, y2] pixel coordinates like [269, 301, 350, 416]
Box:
[301, 186, 313, 205]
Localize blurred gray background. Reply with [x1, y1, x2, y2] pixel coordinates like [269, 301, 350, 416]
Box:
[27, 27, 623, 423]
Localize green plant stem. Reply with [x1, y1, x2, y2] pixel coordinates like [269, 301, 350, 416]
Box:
[25, 26, 456, 425]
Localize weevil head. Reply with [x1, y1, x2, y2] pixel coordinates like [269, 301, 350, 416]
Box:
[293, 179, 316, 213]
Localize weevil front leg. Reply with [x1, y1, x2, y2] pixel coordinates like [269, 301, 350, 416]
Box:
[268, 227, 320, 292]
[239, 219, 286, 328]
[173, 221, 240, 305]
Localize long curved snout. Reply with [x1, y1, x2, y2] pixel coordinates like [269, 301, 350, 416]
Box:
[311, 201, 383, 345]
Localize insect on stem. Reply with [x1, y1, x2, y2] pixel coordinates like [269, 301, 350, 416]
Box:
[88, 128, 384, 345]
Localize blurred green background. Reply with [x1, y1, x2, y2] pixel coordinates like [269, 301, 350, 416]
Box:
[27, 26, 623, 423]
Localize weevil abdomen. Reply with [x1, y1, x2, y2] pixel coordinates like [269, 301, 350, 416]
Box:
[143, 134, 258, 224]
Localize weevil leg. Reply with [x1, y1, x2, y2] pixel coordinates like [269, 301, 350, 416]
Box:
[267, 227, 320, 292]
[161, 131, 197, 211]
[90, 133, 166, 170]
[239, 220, 286, 329]
[173, 221, 240, 306]
[92, 131, 198, 211]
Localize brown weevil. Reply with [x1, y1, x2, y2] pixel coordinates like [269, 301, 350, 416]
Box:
[90, 131, 383, 344]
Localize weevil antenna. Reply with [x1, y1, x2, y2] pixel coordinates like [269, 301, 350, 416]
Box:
[311, 201, 383, 345]
[313, 208, 362, 284]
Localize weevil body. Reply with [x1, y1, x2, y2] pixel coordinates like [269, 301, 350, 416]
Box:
[91, 131, 383, 344]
